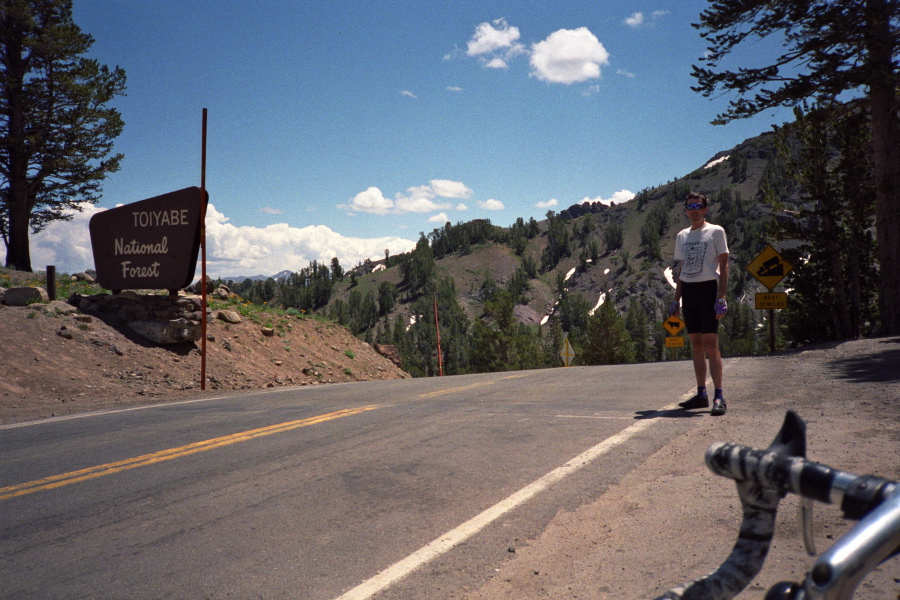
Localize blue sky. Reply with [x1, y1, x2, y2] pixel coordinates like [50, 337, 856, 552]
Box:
[11, 0, 795, 279]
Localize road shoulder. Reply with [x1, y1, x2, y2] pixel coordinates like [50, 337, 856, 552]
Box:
[463, 337, 900, 600]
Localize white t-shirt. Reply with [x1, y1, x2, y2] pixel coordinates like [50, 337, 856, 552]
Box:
[674, 222, 729, 283]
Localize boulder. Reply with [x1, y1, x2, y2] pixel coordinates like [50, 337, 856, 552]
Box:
[71, 272, 96, 283]
[216, 309, 242, 324]
[189, 276, 215, 295]
[373, 343, 403, 368]
[211, 284, 235, 300]
[128, 319, 202, 344]
[4, 286, 49, 306]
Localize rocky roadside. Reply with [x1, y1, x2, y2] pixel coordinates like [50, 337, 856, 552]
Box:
[0, 298, 408, 425]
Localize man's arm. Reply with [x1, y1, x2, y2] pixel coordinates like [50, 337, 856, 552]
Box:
[671, 261, 683, 315]
[717, 253, 729, 299]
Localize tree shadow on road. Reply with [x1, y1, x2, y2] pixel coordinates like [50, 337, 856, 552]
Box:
[633, 408, 705, 420]
[826, 338, 900, 384]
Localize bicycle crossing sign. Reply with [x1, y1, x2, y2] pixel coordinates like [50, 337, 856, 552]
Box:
[747, 245, 793, 291]
[663, 315, 685, 336]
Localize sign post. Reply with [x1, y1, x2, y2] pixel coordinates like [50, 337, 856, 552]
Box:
[200, 108, 208, 390]
[746, 244, 793, 352]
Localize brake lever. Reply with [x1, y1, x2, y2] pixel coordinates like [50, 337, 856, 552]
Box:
[800, 496, 816, 556]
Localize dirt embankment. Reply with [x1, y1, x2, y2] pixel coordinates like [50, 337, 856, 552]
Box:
[0, 295, 408, 425]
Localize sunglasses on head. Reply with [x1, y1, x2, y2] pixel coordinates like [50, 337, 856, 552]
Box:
[685, 203, 706, 210]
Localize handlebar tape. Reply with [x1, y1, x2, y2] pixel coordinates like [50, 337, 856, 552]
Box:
[652, 411, 897, 600]
[705, 442, 897, 519]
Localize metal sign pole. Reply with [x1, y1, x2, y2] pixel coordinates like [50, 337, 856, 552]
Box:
[769, 308, 775, 353]
[200, 109, 208, 390]
[433, 294, 443, 376]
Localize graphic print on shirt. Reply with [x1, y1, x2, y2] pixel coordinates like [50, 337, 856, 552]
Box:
[681, 240, 708, 278]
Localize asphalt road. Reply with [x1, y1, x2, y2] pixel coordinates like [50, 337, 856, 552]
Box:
[0, 362, 702, 600]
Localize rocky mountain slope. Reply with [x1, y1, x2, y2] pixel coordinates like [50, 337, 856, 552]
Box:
[327, 130, 787, 337]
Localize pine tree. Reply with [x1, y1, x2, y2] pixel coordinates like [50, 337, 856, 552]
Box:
[692, 0, 900, 334]
[767, 105, 878, 342]
[1, 0, 126, 271]
[625, 297, 651, 362]
[582, 300, 634, 365]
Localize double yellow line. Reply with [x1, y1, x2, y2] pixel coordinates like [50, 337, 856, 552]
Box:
[0, 405, 380, 501]
[418, 373, 531, 399]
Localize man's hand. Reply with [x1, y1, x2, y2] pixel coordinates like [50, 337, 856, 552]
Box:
[669, 300, 680, 316]
[715, 298, 728, 319]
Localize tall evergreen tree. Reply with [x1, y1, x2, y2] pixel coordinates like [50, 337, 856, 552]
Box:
[582, 300, 635, 365]
[625, 297, 651, 362]
[769, 105, 879, 342]
[1, 0, 126, 271]
[603, 222, 623, 252]
[692, 0, 900, 334]
[471, 290, 539, 373]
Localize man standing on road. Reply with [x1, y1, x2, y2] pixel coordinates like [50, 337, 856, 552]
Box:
[670, 192, 730, 415]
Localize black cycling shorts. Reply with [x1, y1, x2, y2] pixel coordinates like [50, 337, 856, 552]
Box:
[681, 279, 719, 335]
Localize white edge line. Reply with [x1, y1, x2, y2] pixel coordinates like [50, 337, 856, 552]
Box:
[332, 403, 678, 600]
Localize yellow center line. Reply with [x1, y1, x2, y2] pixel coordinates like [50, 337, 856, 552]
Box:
[418, 372, 531, 399]
[0, 405, 380, 501]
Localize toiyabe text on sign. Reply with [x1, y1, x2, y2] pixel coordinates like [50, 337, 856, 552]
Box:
[89, 187, 209, 292]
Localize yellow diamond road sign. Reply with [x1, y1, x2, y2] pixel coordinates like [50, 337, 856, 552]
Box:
[663, 316, 685, 336]
[560, 335, 575, 367]
[747, 244, 793, 291]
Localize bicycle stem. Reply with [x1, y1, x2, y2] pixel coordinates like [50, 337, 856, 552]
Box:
[796, 491, 900, 599]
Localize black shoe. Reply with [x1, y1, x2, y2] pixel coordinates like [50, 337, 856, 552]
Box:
[679, 394, 709, 410]
[710, 398, 727, 416]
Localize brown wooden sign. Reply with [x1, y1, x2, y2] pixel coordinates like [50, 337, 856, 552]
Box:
[89, 187, 208, 292]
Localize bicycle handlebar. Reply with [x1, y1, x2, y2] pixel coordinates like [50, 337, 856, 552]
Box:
[653, 411, 899, 600]
[705, 441, 897, 520]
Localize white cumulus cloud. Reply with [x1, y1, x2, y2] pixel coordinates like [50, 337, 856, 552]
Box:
[466, 18, 527, 70]
[530, 27, 610, 84]
[467, 18, 522, 56]
[395, 184, 454, 213]
[624, 12, 644, 27]
[204, 204, 416, 277]
[17, 202, 104, 274]
[536, 198, 558, 209]
[342, 180, 473, 215]
[342, 186, 394, 215]
[428, 213, 450, 223]
[4, 202, 418, 280]
[478, 199, 505, 211]
[581, 189, 635, 206]
[429, 179, 474, 199]
[625, 10, 668, 28]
